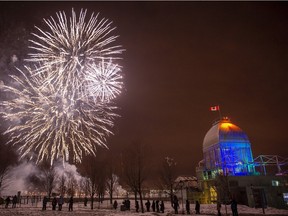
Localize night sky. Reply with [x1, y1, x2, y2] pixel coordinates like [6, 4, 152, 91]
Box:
[1, 1, 288, 176]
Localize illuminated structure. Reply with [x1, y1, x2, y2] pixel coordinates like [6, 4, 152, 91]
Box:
[202, 117, 255, 179]
[195, 117, 288, 209]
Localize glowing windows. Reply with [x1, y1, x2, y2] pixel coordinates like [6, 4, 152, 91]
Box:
[272, 180, 280, 186]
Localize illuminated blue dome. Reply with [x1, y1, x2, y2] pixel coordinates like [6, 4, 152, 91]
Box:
[203, 119, 250, 150]
[203, 118, 255, 177]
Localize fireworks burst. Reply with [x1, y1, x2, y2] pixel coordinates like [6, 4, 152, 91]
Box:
[27, 8, 124, 102]
[0, 9, 124, 165]
[85, 60, 123, 103]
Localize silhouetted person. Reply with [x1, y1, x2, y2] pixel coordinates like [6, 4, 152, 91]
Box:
[58, 195, 64, 211]
[160, 200, 165, 213]
[231, 199, 238, 216]
[5, 196, 10, 208]
[52, 197, 57, 210]
[173, 195, 179, 214]
[152, 200, 156, 212]
[186, 199, 190, 214]
[195, 201, 200, 214]
[42, 196, 48, 210]
[126, 199, 131, 211]
[217, 201, 222, 216]
[113, 200, 118, 209]
[145, 200, 151, 212]
[135, 200, 139, 212]
[12, 195, 17, 208]
[156, 200, 160, 212]
[68, 196, 73, 211]
[84, 196, 88, 207]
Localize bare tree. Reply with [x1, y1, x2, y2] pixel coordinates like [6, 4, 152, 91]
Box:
[121, 141, 147, 213]
[78, 155, 106, 210]
[215, 173, 230, 216]
[79, 177, 90, 197]
[57, 174, 67, 196]
[104, 155, 120, 205]
[38, 160, 58, 198]
[95, 163, 107, 207]
[66, 171, 78, 197]
[159, 156, 177, 206]
[106, 172, 119, 205]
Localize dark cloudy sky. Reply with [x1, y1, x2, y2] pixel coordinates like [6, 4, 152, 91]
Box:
[1, 1, 288, 176]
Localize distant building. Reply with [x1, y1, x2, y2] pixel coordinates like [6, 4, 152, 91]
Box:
[196, 117, 288, 209]
[174, 176, 199, 201]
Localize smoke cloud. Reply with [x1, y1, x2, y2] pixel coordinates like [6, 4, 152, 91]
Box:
[1, 160, 83, 196]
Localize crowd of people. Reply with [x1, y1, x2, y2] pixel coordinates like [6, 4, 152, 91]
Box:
[4, 195, 18, 208]
[1, 194, 238, 215]
[41, 195, 74, 211]
[113, 196, 238, 215]
[216, 199, 238, 216]
[1, 195, 73, 211]
[114, 195, 201, 215]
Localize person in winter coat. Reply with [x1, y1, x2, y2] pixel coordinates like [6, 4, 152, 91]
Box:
[173, 195, 179, 214]
[217, 201, 222, 216]
[145, 200, 151, 212]
[113, 200, 118, 209]
[135, 200, 139, 212]
[152, 200, 156, 212]
[5, 196, 10, 208]
[126, 199, 131, 210]
[42, 196, 48, 211]
[195, 201, 200, 214]
[186, 199, 190, 214]
[160, 200, 165, 213]
[156, 200, 160, 212]
[68, 196, 73, 211]
[58, 195, 64, 211]
[12, 195, 17, 208]
[52, 197, 57, 210]
[231, 199, 238, 216]
[84, 197, 88, 207]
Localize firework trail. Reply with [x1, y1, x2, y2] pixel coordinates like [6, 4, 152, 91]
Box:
[0, 9, 124, 165]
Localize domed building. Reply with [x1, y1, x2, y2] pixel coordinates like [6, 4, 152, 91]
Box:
[194, 117, 288, 209]
[202, 117, 255, 178]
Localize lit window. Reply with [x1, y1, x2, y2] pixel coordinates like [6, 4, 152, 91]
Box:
[272, 180, 280, 186]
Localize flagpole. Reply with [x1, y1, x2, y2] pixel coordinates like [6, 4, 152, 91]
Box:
[218, 105, 222, 120]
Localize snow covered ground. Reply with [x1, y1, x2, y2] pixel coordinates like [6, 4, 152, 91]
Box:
[0, 201, 288, 216]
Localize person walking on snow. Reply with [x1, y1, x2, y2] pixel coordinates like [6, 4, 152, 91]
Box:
[186, 199, 190, 214]
[68, 196, 73, 211]
[42, 196, 48, 211]
[217, 201, 222, 216]
[58, 195, 64, 211]
[135, 200, 139, 212]
[160, 200, 165, 213]
[52, 197, 57, 210]
[195, 200, 200, 214]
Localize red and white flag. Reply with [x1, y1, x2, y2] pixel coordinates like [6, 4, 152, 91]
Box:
[210, 105, 220, 111]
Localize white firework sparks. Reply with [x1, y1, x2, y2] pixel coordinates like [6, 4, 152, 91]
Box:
[0, 8, 124, 165]
[26, 8, 124, 102]
[85, 60, 123, 103]
[1, 66, 117, 165]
